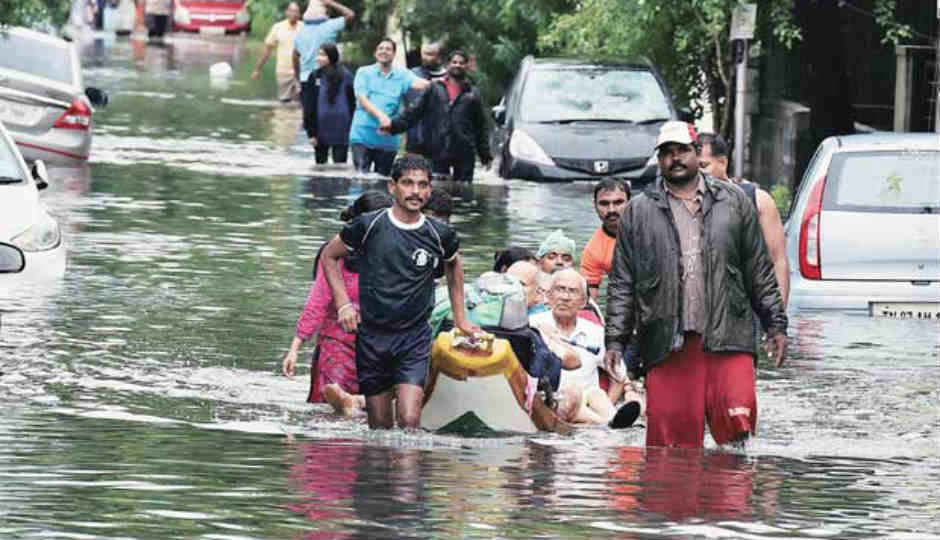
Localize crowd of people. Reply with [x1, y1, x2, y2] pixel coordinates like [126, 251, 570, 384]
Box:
[278, 122, 789, 449]
[262, 1, 791, 449]
[251, 0, 492, 181]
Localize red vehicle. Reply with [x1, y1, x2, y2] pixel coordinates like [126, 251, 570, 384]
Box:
[172, 0, 251, 34]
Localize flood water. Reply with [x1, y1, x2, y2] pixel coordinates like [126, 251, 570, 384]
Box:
[1, 34, 938, 539]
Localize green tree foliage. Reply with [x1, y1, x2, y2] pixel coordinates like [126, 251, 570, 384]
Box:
[396, 0, 574, 104]
[0, 0, 70, 28]
[540, 0, 916, 139]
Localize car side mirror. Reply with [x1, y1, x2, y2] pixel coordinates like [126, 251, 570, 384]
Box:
[0, 242, 25, 274]
[491, 104, 506, 125]
[677, 106, 694, 123]
[32, 160, 49, 191]
[85, 87, 108, 107]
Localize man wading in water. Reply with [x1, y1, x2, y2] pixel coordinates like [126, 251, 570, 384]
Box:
[605, 121, 788, 448]
[320, 154, 480, 430]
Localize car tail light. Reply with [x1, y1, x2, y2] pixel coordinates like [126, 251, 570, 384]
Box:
[53, 98, 91, 130]
[798, 176, 826, 280]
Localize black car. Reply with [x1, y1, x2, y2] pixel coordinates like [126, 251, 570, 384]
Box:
[492, 56, 690, 188]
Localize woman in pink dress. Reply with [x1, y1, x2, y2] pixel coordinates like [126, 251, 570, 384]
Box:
[281, 191, 392, 414]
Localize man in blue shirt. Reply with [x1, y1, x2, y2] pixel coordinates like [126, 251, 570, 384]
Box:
[348, 38, 429, 176]
[292, 0, 355, 147]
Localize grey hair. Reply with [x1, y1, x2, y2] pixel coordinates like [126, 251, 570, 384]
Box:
[550, 268, 587, 298]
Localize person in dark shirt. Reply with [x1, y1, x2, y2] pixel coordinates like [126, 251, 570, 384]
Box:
[304, 43, 356, 164]
[405, 42, 446, 158]
[320, 154, 480, 430]
[384, 50, 493, 182]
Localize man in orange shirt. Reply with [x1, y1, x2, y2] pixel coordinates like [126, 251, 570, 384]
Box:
[580, 178, 630, 299]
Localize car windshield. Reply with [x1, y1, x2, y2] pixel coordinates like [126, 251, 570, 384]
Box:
[824, 150, 940, 212]
[519, 67, 672, 123]
[0, 33, 73, 85]
[0, 136, 25, 183]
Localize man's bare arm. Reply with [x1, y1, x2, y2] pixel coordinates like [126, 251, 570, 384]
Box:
[292, 50, 300, 82]
[323, 0, 355, 24]
[357, 94, 391, 128]
[320, 235, 357, 331]
[411, 77, 430, 91]
[757, 188, 790, 309]
[251, 44, 275, 79]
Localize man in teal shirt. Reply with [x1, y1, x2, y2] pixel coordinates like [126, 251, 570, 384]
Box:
[349, 38, 429, 175]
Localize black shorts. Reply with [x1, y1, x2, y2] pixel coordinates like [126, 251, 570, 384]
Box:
[355, 322, 432, 397]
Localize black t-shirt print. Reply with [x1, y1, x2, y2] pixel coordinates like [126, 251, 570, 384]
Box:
[341, 209, 459, 330]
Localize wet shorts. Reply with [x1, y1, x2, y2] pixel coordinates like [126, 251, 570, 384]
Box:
[646, 333, 757, 448]
[355, 322, 432, 397]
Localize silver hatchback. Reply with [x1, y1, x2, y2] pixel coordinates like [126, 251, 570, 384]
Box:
[785, 133, 940, 318]
[0, 27, 107, 163]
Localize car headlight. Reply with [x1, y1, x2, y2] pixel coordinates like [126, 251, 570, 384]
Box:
[11, 212, 61, 252]
[235, 8, 250, 25]
[509, 129, 554, 167]
[174, 4, 191, 25]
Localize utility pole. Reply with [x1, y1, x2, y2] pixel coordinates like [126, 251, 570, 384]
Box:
[730, 4, 757, 177]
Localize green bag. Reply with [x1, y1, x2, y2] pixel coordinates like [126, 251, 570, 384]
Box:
[428, 272, 528, 336]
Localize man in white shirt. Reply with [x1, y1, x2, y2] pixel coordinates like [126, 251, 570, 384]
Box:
[529, 269, 622, 425]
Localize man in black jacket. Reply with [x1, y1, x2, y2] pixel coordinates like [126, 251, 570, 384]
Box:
[604, 121, 788, 449]
[405, 42, 446, 157]
[385, 50, 493, 182]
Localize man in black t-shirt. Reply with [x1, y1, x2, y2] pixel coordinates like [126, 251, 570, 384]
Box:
[320, 154, 480, 430]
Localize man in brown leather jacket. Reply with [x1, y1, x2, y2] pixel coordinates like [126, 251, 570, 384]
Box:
[604, 121, 788, 449]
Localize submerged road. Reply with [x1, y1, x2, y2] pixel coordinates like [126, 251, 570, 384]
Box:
[0, 33, 938, 539]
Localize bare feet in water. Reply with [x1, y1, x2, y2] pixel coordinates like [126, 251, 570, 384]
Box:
[323, 383, 365, 417]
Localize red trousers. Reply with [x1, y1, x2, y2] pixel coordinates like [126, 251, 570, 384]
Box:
[646, 333, 756, 448]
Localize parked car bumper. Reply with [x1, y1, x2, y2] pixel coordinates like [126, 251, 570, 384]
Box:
[504, 156, 657, 188]
[173, 21, 249, 33]
[11, 129, 91, 163]
[789, 275, 940, 312]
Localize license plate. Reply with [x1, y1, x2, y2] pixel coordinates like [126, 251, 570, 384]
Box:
[0, 100, 43, 126]
[199, 26, 225, 35]
[870, 302, 940, 320]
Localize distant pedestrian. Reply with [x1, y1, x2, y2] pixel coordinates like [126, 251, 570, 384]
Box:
[303, 43, 355, 164]
[605, 121, 788, 449]
[405, 42, 446, 158]
[319, 154, 480, 430]
[293, 0, 355, 145]
[386, 50, 492, 182]
[144, 0, 171, 39]
[348, 39, 429, 176]
[251, 1, 302, 103]
[697, 132, 789, 308]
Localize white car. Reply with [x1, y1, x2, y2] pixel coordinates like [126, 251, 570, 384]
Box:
[0, 121, 65, 280]
[785, 133, 939, 317]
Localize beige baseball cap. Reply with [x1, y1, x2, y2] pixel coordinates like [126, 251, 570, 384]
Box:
[655, 120, 699, 149]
